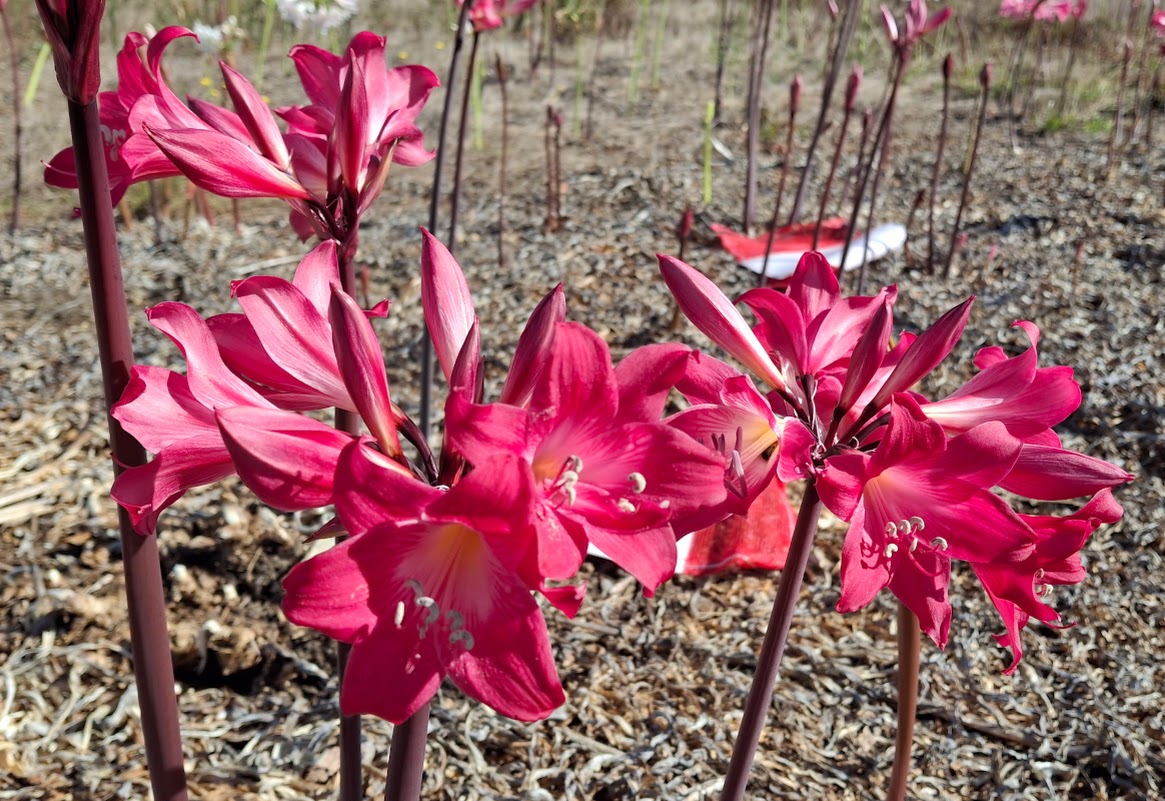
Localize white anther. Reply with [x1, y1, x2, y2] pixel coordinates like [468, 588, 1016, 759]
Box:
[909, 516, 925, 531]
[415, 596, 440, 638]
[569, 455, 584, 473]
[885, 521, 899, 538]
[930, 537, 949, 551]
[884, 543, 899, 558]
[405, 579, 424, 598]
[628, 472, 647, 494]
[660, 500, 671, 509]
[394, 601, 405, 627]
[1035, 583, 1051, 597]
[898, 519, 912, 536]
[617, 498, 636, 513]
[563, 484, 577, 506]
[1034, 568, 1046, 582]
[449, 630, 475, 650]
[909, 538, 919, 553]
[561, 469, 580, 487]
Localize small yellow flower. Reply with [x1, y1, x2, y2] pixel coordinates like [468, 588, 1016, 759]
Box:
[199, 76, 212, 87]
[435, 40, 445, 50]
[398, 50, 409, 60]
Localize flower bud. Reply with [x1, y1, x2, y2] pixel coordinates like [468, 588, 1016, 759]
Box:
[845, 65, 862, 111]
[790, 74, 803, 115]
[979, 62, 993, 88]
[677, 205, 694, 242]
[35, 0, 106, 104]
[943, 53, 954, 80]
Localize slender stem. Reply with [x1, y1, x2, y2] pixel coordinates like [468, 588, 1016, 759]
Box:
[886, 604, 921, 801]
[496, 53, 508, 270]
[811, 106, 850, 250]
[1054, 14, 1079, 117]
[712, 0, 735, 124]
[422, 1, 472, 439]
[68, 98, 190, 801]
[742, 0, 776, 234]
[384, 705, 432, 801]
[927, 57, 951, 273]
[856, 56, 906, 293]
[448, 31, 480, 249]
[720, 482, 823, 801]
[944, 65, 991, 279]
[2, 8, 22, 232]
[785, 0, 860, 228]
[759, 90, 798, 284]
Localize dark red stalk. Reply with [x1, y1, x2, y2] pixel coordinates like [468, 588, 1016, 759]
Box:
[2, 6, 22, 232]
[719, 482, 823, 801]
[944, 63, 991, 279]
[742, 0, 777, 234]
[544, 105, 558, 232]
[553, 110, 563, 225]
[759, 74, 802, 284]
[68, 93, 191, 801]
[843, 106, 872, 218]
[927, 54, 953, 273]
[496, 53, 509, 269]
[786, 0, 861, 228]
[668, 205, 694, 332]
[903, 187, 925, 266]
[855, 53, 908, 292]
[886, 604, 921, 801]
[812, 64, 860, 250]
[422, 0, 472, 438]
[448, 31, 481, 249]
[1148, 66, 1160, 148]
[584, 5, 605, 140]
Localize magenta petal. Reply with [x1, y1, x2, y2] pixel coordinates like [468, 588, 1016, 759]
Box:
[586, 524, 677, 596]
[147, 126, 310, 199]
[219, 61, 291, 167]
[112, 366, 214, 453]
[871, 296, 974, 409]
[289, 43, 342, 106]
[441, 588, 564, 722]
[658, 254, 787, 391]
[530, 322, 619, 435]
[217, 407, 352, 511]
[445, 392, 533, 463]
[420, 228, 477, 384]
[788, 251, 840, 323]
[499, 284, 565, 407]
[613, 343, 692, 423]
[111, 436, 235, 535]
[291, 240, 342, 314]
[281, 536, 377, 642]
[836, 294, 892, 414]
[340, 625, 443, 724]
[1000, 445, 1134, 500]
[333, 441, 438, 537]
[329, 287, 402, 455]
[737, 286, 808, 373]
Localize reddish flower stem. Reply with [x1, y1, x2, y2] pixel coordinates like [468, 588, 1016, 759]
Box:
[811, 93, 853, 250]
[886, 603, 921, 801]
[855, 55, 907, 293]
[496, 53, 509, 269]
[712, 0, 736, 124]
[785, 0, 860, 228]
[720, 481, 823, 801]
[384, 705, 431, 801]
[67, 97, 190, 801]
[944, 64, 991, 279]
[448, 31, 480, 251]
[759, 77, 800, 285]
[742, 0, 776, 234]
[2, 7, 22, 232]
[927, 55, 952, 273]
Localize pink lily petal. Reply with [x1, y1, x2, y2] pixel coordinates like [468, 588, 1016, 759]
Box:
[499, 284, 566, 407]
[111, 436, 236, 535]
[112, 366, 214, 453]
[146, 126, 311, 199]
[219, 61, 292, 168]
[737, 286, 809, 374]
[329, 287, 402, 456]
[658, 254, 787, 391]
[288, 43, 342, 107]
[420, 228, 477, 384]
[613, 342, 693, 424]
[216, 406, 352, 510]
[332, 440, 439, 538]
[999, 444, 1134, 500]
[837, 293, 893, 414]
[870, 296, 974, 409]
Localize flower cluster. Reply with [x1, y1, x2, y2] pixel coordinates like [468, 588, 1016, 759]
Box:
[111, 234, 729, 722]
[658, 253, 1131, 671]
[277, 0, 360, 34]
[45, 27, 437, 258]
[458, 0, 542, 32]
[999, 0, 1087, 22]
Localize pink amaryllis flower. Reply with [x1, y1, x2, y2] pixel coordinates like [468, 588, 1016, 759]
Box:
[819, 395, 1036, 647]
[447, 321, 729, 594]
[973, 488, 1121, 672]
[881, 0, 952, 55]
[283, 443, 566, 723]
[459, 0, 543, 32]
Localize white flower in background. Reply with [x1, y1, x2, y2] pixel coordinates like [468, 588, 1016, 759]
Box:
[277, 0, 360, 33]
[192, 16, 247, 55]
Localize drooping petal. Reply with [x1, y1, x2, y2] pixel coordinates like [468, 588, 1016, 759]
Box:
[329, 286, 402, 456]
[999, 445, 1134, 500]
[216, 406, 352, 510]
[340, 623, 444, 723]
[870, 296, 974, 410]
[146, 126, 311, 199]
[219, 61, 291, 167]
[499, 284, 566, 407]
[612, 343, 692, 423]
[332, 440, 438, 538]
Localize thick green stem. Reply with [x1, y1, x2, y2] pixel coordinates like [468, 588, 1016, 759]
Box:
[720, 482, 823, 801]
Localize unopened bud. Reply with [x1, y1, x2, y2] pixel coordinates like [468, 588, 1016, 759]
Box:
[979, 62, 993, 88]
[790, 74, 803, 114]
[943, 53, 954, 80]
[827, 0, 839, 21]
[35, 0, 106, 103]
[1123, 39, 1133, 63]
[845, 65, 862, 111]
